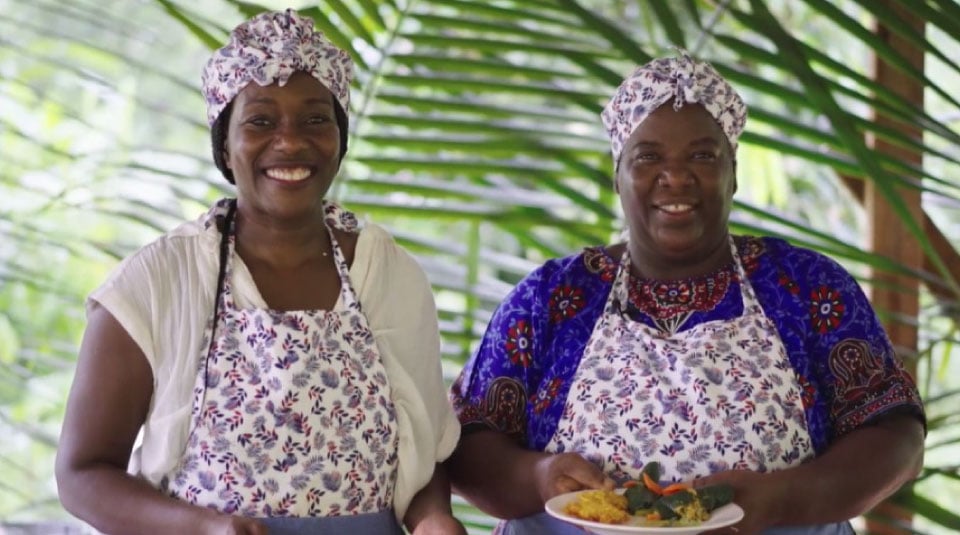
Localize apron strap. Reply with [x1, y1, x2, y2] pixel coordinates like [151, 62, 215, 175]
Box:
[609, 235, 759, 326]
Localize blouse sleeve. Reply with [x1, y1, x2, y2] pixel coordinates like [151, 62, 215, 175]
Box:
[86, 227, 220, 484]
[783, 245, 925, 442]
[450, 264, 552, 444]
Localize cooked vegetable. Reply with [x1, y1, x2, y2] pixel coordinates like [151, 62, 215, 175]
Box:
[662, 482, 691, 495]
[624, 485, 657, 512]
[653, 489, 695, 520]
[640, 461, 661, 482]
[651, 484, 732, 522]
[698, 483, 734, 510]
[642, 472, 663, 494]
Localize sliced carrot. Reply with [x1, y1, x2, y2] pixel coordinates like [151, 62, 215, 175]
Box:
[646, 511, 661, 521]
[661, 482, 691, 495]
[642, 472, 663, 495]
[623, 480, 639, 489]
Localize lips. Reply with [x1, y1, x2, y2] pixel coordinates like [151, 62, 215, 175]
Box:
[264, 166, 313, 182]
[654, 200, 697, 214]
[658, 203, 694, 214]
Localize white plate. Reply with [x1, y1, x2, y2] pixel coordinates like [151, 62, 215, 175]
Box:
[544, 489, 745, 535]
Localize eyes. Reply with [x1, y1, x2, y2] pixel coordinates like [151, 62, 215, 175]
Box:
[630, 150, 718, 163]
[241, 113, 333, 129]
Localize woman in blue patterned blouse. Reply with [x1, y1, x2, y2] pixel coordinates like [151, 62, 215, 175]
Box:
[447, 52, 925, 535]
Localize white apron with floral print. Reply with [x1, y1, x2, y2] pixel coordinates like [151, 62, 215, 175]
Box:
[545, 238, 814, 483]
[165, 201, 400, 528]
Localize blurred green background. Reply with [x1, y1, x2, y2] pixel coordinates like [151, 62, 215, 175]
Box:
[0, 0, 957, 532]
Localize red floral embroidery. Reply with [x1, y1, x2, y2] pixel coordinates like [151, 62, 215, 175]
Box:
[738, 236, 765, 274]
[778, 272, 799, 296]
[549, 285, 585, 323]
[809, 286, 845, 333]
[583, 247, 617, 282]
[628, 268, 733, 319]
[828, 339, 921, 435]
[798, 375, 815, 409]
[504, 319, 534, 367]
[532, 378, 563, 414]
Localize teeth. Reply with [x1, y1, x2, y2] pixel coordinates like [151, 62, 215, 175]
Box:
[660, 204, 692, 213]
[265, 167, 311, 181]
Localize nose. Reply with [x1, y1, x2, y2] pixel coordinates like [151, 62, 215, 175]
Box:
[272, 122, 308, 152]
[656, 163, 694, 187]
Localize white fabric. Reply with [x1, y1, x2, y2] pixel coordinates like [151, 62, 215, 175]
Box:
[88, 206, 460, 521]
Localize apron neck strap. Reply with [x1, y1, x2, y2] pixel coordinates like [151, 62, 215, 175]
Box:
[608, 235, 761, 318]
[212, 199, 359, 311]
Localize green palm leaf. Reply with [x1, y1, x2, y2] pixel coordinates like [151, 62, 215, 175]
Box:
[2, 0, 959, 531]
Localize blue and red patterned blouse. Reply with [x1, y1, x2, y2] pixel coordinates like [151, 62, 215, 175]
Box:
[451, 236, 924, 456]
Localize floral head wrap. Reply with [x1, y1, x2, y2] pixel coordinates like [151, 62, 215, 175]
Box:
[601, 51, 747, 169]
[201, 9, 353, 126]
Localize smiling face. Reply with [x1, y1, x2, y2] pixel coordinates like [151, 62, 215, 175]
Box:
[616, 102, 737, 271]
[225, 71, 342, 220]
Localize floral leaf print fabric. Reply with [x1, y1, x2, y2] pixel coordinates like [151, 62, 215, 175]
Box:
[166, 202, 399, 518]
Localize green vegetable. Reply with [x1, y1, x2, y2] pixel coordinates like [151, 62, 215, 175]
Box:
[653, 489, 695, 520]
[698, 483, 734, 511]
[624, 485, 657, 513]
[640, 461, 661, 483]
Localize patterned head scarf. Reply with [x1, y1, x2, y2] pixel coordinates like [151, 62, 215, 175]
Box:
[201, 9, 354, 126]
[601, 51, 747, 169]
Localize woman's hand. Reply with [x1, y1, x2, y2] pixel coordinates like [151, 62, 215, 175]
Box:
[693, 470, 785, 535]
[411, 512, 468, 535]
[448, 431, 614, 518]
[534, 452, 615, 502]
[694, 415, 924, 535]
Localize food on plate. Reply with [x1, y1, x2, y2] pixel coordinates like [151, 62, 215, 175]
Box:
[563, 489, 630, 524]
[563, 462, 735, 525]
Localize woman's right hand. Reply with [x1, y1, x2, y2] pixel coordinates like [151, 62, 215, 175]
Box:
[449, 430, 614, 518]
[533, 452, 614, 501]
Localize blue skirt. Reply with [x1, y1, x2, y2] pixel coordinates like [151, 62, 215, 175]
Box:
[497, 513, 854, 535]
[258, 509, 403, 534]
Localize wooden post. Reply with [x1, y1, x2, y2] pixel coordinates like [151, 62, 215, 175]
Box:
[864, 2, 924, 533]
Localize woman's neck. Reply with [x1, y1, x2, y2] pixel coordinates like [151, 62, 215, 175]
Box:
[625, 235, 733, 281]
[233, 206, 331, 269]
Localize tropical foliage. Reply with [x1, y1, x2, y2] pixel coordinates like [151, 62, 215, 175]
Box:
[1, 0, 958, 533]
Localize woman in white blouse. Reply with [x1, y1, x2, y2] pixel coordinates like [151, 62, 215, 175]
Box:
[55, 9, 462, 535]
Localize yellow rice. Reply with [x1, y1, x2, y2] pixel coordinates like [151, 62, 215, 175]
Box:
[563, 490, 630, 524]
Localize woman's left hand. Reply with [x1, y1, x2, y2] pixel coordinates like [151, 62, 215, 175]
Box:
[411, 512, 468, 535]
[692, 469, 786, 535]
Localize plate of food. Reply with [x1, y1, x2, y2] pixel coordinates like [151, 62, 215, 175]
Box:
[544, 462, 744, 535]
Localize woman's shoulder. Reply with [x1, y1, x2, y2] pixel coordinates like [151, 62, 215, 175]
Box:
[99, 204, 221, 290]
[354, 221, 413, 267]
[507, 245, 616, 304]
[739, 235, 851, 275]
[350, 221, 433, 301]
[526, 245, 615, 280]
